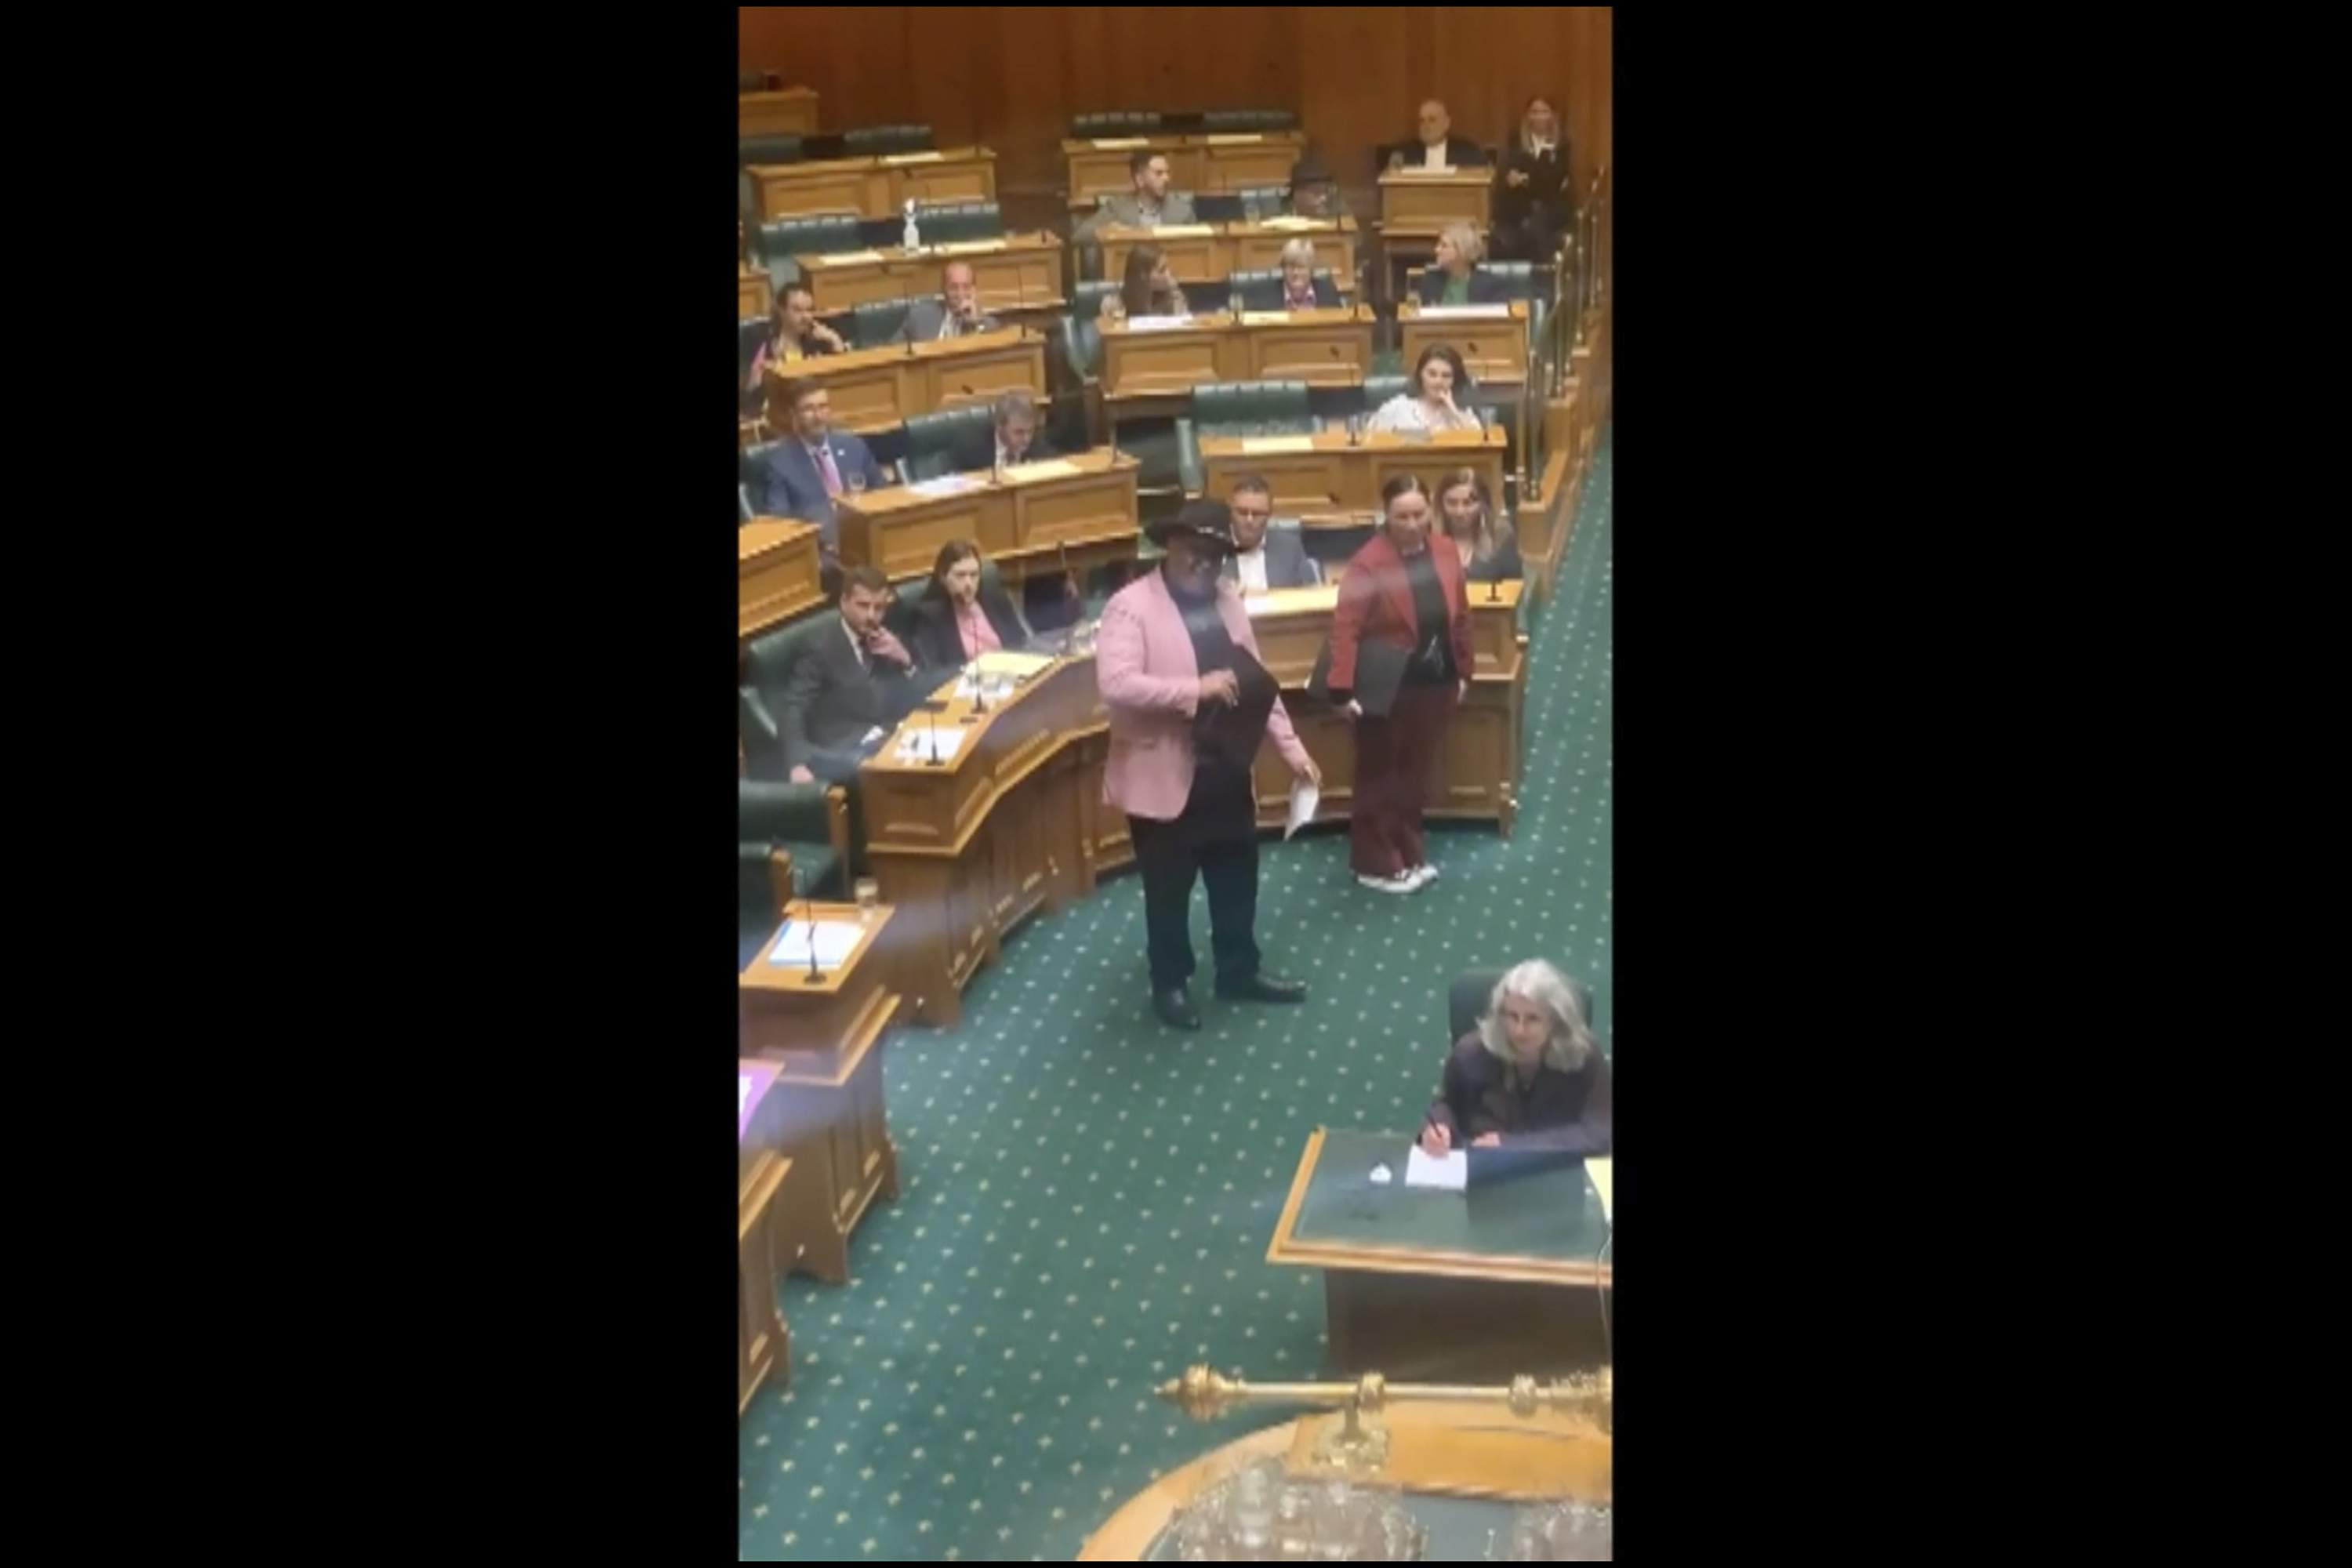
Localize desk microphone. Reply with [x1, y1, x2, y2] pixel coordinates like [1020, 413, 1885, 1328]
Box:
[794, 865, 822, 984]
[924, 705, 942, 765]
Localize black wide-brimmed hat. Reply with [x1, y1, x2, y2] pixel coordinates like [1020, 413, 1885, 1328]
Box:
[1290, 147, 1335, 187]
[1145, 499, 1238, 553]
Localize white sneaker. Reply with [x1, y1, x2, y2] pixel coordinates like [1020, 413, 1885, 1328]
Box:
[1405, 864, 1439, 888]
[1356, 871, 1419, 895]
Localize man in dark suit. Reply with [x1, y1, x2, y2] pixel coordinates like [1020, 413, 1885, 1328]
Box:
[758, 378, 890, 559]
[1221, 477, 1319, 592]
[781, 565, 924, 785]
[1397, 101, 1488, 170]
[897, 261, 1002, 343]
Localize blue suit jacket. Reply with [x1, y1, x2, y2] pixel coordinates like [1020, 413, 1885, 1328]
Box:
[758, 431, 889, 550]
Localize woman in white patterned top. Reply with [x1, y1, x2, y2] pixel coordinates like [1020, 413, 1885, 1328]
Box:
[1366, 343, 1482, 435]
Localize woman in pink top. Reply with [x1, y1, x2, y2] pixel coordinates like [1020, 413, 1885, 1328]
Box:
[906, 539, 1033, 668]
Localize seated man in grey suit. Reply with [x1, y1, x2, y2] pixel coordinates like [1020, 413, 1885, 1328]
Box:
[758, 377, 891, 562]
[897, 261, 1001, 343]
[1220, 476, 1320, 593]
[1074, 148, 1199, 252]
[781, 565, 927, 785]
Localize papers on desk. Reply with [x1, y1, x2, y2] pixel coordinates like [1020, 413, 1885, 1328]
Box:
[1121, 314, 1195, 332]
[971, 650, 1056, 679]
[818, 249, 887, 265]
[1404, 1148, 1468, 1190]
[739, 1076, 750, 1117]
[1256, 216, 1323, 231]
[895, 725, 968, 764]
[1204, 132, 1265, 146]
[1149, 223, 1216, 238]
[1239, 310, 1312, 326]
[766, 918, 864, 971]
[880, 150, 946, 165]
[1415, 304, 1512, 320]
[909, 474, 981, 498]
[1240, 434, 1316, 455]
[1285, 778, 1320, 839]
[925, 240, 1001, 256]
[1089, 136, 1149, 150]
[1584, 1157, 1613, 1223]
[1001, 458, 1080, 482]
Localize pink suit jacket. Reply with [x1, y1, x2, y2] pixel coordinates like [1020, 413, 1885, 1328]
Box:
[1095, 569, 1311, 822]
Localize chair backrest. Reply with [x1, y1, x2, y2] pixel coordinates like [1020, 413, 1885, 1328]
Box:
[739, 314, 771, 378]
[1193, 192, 1247, 224]
[1229, 268, 1338, 311]
[1192, 379, 1312, 437]
[1483, 261, 1537, 299]
[1446, 969, 1597, 1045]
[739, 133, 805, 169]
[750, 215, 864, 290]
[1074, 278, 1123, 318]
[912, 199, 1004, 245]
[851, 297, 921, 349]
[1362, 375, 1410, 411]
[901, 404, 996, 481]
[740, 438, 783, 505]
[844, 124, 935, 157]
[1202, 108, 1297, 133]
[1072, 111, 1163, 138]
[1235, 184, 1290, 221]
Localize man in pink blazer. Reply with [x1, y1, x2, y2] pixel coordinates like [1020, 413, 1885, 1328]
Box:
[1097, 501, 1323, 1030]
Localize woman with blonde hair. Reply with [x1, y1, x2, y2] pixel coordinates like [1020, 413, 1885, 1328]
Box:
[1493, 95, 1571, 262]
[1412, 221, 1508, 307]
[1435, 467, 1523, 583]
[1419, 960, 1610, 1155]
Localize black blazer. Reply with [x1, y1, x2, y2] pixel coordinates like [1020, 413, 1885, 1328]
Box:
[906, 587, 1028, 669]
[1415, 265, 1511, 306]
[1273, 274, 1345, 310]
[1463, 534, 1524, 584]
[779, 618, 924, 769]
[1396, 135, 1487, 170]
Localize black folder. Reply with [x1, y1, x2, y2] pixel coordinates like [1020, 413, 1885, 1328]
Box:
[1306, 637, 1410, 717]
[1195, 648, 1280, 770]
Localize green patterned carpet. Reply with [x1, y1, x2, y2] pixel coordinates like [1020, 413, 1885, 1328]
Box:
[739, 429, 1613, 1561]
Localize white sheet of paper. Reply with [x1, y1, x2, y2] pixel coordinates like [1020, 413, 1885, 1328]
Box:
[895, 727, 967, 763]
[817, 249, 887, 265]
[1415, 303, 1512, 319]
[880, 150, 946, 165]
[1149, 223, 1216, 238]
[1404, 1148, 1467, 1190]
[1585, 1157, 1613, 1223]
[909, 475, 980, 498]
[739, 1077, 751, 1116]
[766, 919, 864, 971]
[1121, 314, 1196, 332]
[1285, 779, 1319, 839]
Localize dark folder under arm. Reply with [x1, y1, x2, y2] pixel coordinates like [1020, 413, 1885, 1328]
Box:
[1196, 647, 1280, 769]
[1307, 637, 1410, 717]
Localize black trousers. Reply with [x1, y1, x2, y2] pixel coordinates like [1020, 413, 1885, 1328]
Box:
[1127, 764, 1261, 993]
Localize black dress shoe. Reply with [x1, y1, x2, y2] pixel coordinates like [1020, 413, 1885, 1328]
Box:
[1214, 972, 1309, 1004]
[1153, 985, 1202, 1030]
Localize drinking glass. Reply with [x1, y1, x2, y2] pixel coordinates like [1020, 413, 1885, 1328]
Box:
[854, 877, 880, 921]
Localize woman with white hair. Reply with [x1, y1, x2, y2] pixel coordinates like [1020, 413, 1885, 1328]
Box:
[1274, 238, 1341, 311]
[1418, 960, 1610, 1155]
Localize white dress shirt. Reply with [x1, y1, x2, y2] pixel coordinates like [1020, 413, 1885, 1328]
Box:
[1232, 546, 1270, 593]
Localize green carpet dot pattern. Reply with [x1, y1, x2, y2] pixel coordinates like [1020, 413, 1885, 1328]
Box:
[739, 428, 1613, 1561]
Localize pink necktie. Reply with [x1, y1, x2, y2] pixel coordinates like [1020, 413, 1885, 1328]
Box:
[815, 446, 842, 497]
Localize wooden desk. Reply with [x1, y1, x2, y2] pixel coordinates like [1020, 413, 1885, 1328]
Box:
[739, 266, 772, 321]
[1063, 131, 1307, 210]
[1398, 300, 1530, 387]
[835, 450, 1140, 584]
[1377, 168, 1493, 239]
[1196, 429, 1509, 524]
[739, 88, 820, 139]
[761, 325, 1047, 436]
[739, 1060, 792, 1413]
[863, 592, 1526, 1027]
[793, 232, 1065, 314]
[1100, 307, 1374, 405]
[1098, 219, 1359, 290]
[1265, 1129, 1613, 1380]
[739, 904, 904, 1283]
[1080, 1400, 1610, 1560]
[739, 519, 826, 641]
[749, 147, 997, 222]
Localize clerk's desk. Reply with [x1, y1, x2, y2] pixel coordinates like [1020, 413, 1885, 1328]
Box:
[1377, 167, 1493, 240]
[1063, 131, 1306, 211]
[1194, 427, 1509, 526]
[860, 579, 1527, 1028]
[833, 449, 1140, 588]
[747, 147, 997, 222]
[1100, 307, 1374, 418]
[795, 232, 1066, 315]
[1094, 218, 1359, 291]
[761, 325, 1047, 436]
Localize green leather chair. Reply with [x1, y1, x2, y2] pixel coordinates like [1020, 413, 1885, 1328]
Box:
[740, 778, 843, 967]
[851, 297, 920, 348]
[750, 214, 863, 292]
[1202, 108, 1298, 133]
[1071, 111, 1163, 137]
[738, 70, 767, 94]
[910, 200, 1004, 245]
[1176, 379, 1317, 493]
[901, 405, 996, 481]
[739, 134, 806, 167]
[1226, 268, 1339, 310]
[844, 124, 935, 157]
[1447, 969, 1598, 1050]
[1234, 183, 1291, 221]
